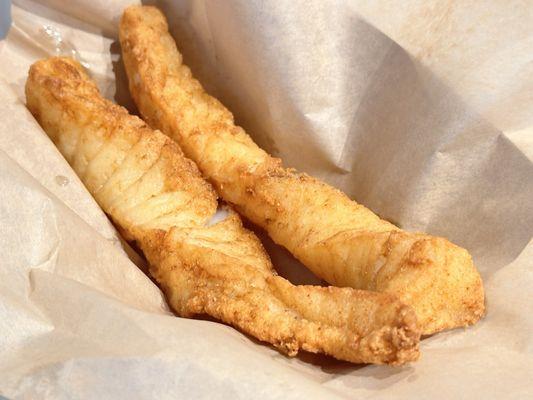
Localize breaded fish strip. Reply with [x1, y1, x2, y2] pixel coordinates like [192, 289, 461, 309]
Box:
[26, 57, 420, 365]
[119, 5, 485, 335]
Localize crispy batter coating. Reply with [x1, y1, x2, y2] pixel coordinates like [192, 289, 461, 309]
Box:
[119, 5, 485, 335]
[25, 57, 420, 364]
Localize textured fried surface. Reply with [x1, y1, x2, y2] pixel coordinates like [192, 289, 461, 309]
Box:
[25, 56, 420, 364]
[119, 5, 485, 335]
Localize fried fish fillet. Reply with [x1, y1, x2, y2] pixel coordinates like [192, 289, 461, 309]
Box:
[26, 56, 420, 364]
[119, 5, 485, 335]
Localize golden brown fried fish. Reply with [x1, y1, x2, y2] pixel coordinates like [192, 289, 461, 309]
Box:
[25, 56, 420, 364]
[119, 5, 485, 335]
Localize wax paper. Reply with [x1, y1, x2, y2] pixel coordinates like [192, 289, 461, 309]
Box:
[0, 0, 532, 398]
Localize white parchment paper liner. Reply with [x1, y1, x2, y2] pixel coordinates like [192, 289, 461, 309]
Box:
[0, 1, 531, 398]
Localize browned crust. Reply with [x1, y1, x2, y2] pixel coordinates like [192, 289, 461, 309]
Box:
[25, 56, 421, 365]
[119, 5, 485, 335]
